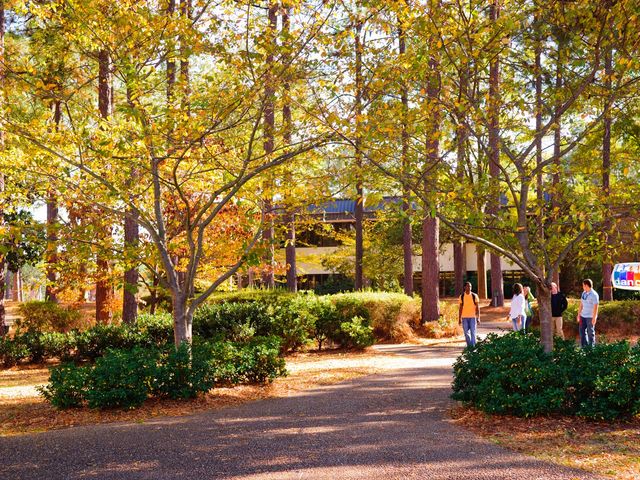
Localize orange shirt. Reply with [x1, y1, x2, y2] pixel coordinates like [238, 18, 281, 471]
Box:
[459, 293, 478, 318]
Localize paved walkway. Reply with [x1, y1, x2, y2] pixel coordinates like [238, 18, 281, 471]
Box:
[0, 321, 601, 480]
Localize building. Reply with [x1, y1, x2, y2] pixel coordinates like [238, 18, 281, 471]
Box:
[278, 197, 525, 297]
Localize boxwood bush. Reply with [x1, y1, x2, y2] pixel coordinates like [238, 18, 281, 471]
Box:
[39, 336, 286, 410]
[452, 332, 640, 420]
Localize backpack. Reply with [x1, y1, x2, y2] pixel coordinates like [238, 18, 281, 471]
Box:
[460, 292, 479, 308]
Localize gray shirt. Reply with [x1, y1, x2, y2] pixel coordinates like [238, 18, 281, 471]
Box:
[580, 290, 599, 318]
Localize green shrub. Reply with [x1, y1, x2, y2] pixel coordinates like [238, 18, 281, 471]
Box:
[339, 316, 375, 349]
[309, 298, 340, 350]
[193, 301, 265, 341]
[37, 363, 88, 408]
[16, 301, 83, 333]
[39, 337, 287, 409]
[0, 336, 30, 367]
[152, 342, 216, 399]
[232, 336, 287, 383]
[85, 347, 159, 409]
[330, 292, 418, 342]
[137, 313, 174, 347]
[569, 342, 640, 420]
[258, 298, 316, 351]
[74, 324, 142, 361]
[452, 333, 640, 420]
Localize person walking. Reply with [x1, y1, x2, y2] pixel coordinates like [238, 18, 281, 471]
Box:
[523, 286, 535, 332]
[577, 279, 599, 347]
[458, 281, 480, 348]
[508, 283, 526, 331]
[550, 282, 568, 339]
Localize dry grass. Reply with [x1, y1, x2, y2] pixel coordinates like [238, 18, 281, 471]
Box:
[450, 405, 640, 479]
[0, 349, 401, 437]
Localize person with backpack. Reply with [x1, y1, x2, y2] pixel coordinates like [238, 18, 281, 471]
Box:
[458, 281, 480, 347]
[550, 282, 568, 339]
[523, 286, 535, 332]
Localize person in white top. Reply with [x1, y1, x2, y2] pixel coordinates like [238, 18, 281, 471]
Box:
[508, 283, 526, 331]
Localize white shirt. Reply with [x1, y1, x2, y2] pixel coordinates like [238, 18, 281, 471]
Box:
[510, 293, 526, 319]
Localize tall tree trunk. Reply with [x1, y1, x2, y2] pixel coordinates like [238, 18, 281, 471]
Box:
[477, 246, 487, 299]
[488, 0, 504, 307]
[261, 1, 277, 289]
[46, 101, 62, 303]
[602, 45, 614, 301]
[454, 58, 469, 297]
[283, 6, 297, 293]
[421, 0, 441, 323]
[45, 188, 58, 303]
[12, 270, 21, 302]
[122, 209, 139, 324]
[0, 1, 6, 333]
[421, 217, 440, 322]
[354, 15, 365, 291]
[95, 49, 114, 323]
[537, 282, 553, 353]
[399, 14, 413, 296]
[453, 242, 466, 296]
[535, 13, 545, 243]
[172, 293, 192, 347]
[46, 102, 60, 303]
[551, 35, 563, 287]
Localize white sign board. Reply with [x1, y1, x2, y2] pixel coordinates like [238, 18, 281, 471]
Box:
[612, 263, 640, 291]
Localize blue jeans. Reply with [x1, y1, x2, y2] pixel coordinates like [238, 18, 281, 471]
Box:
[511, 316, 523, 331]
[580, 316, 596, 347]
[462, 317, 477, 347]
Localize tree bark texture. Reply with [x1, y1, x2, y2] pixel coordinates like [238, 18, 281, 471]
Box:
[399, 16, 413, 296]
[261, 1, 277, 289]
[421, 5, 441, 323]
[477, 247, 487, 299]
[0, 1, 7, 333]
[537, 283, 553, 353]
[283, 7, 297, 293]
[95, 48, 114, 323]
[602, 46, 613, 301]
[354, 16, 364, 291]
[46, 189, 59, 303]
[453, 241, 466, 296]
[122, 208, 139, 324]
[488, 0, 504, 307]
[421, 216, 440, 323]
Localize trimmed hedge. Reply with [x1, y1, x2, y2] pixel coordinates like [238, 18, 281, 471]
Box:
[452, 332, 640, 420]
[38, 336, 286, 409]
[194, 291, 426, 351]
[2, 291, 459, 367]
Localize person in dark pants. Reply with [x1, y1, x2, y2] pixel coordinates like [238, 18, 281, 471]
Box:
[458, 282, 480, 347]
[577, 279, 599, 347]
[550, 282, 568, 339]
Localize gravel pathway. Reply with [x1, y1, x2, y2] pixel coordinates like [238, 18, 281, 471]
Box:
[0, 322, 601, 480]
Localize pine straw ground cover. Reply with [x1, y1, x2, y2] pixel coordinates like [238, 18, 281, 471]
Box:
[450, 405, 640, 479]
[0, 348, 411, 436]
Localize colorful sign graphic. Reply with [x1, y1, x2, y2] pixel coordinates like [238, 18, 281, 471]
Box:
[612, 263, 640, 291]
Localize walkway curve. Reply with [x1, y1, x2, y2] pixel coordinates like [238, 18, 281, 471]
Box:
[0, 324, 601, 480]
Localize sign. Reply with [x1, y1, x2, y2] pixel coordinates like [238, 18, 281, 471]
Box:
[612, 263, 640, 290]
